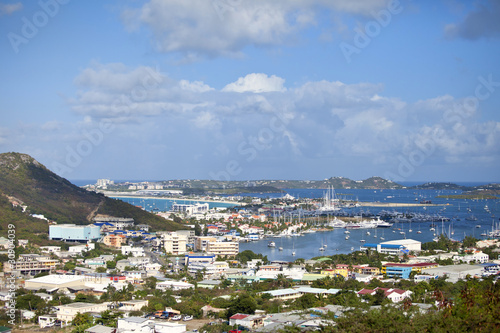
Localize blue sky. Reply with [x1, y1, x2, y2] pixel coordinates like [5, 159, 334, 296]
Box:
[1, 0, 499, 183]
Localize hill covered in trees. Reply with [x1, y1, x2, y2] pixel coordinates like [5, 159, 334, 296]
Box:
[0, 152, 183, 243]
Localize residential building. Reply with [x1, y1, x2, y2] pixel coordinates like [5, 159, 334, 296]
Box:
[453, 251, 489, 264]
[121, 246, 145, 257]
[49, 224, 101, 242]
[4, 255, 57, 276]
[103, 234, 127, 248]
[57, 302, 109, 323]
[206, 240, 239, 257]
[162, 232, 188, 255]
[357, 287, 412, 303]
[229, 313, 266, 330]
[194, 236, 217, 252]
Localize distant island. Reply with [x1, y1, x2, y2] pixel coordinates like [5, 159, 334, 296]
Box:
[87, 177, 500, 197]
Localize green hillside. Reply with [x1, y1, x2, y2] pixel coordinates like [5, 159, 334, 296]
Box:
[0, 152, 183, 242]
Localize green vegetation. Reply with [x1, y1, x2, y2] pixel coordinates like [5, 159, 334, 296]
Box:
[0, 152, 183, 237]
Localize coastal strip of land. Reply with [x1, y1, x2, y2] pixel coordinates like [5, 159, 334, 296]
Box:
[107, 194, 243, 206]
[357, 202, 447, 207]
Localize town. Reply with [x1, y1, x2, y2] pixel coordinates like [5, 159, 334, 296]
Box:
[1, 184, 499, 332]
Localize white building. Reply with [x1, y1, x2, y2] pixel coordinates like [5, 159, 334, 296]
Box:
[156, 280, 194, 291]
[121, 246, 146, 257]
[56, 302, 109, 323]
[117, 317, 186, 333]
[453, 251, 489, 264]
[162, 232, 188, 255]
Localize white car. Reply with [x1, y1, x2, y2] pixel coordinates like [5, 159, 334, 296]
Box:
[171, 315, 182, 321]
[183, 315, 193, 321]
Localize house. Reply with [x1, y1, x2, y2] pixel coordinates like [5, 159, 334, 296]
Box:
[357, 287, 412, 303]
[117, 316, 186, 333]
[229, 313, 265, 330]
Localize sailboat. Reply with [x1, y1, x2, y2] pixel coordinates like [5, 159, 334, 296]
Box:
[380, 229, 385, 241]
[417, 224, 422, 234]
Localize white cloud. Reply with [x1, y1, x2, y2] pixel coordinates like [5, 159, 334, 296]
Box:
[222, 73, 286, 93]
[0, 2, 22, 16]
[66, 62, 500, 176]
[121, 0, 392, 59]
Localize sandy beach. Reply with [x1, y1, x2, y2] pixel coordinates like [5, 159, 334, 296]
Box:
[105, 193, 243, 206]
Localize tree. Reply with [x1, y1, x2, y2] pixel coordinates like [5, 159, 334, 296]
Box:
[372, 288, 386, 305]
[96, 310, 123, 327]
[71, 312, 93, 326]
[96, 267, 107, 273]
[227, 294, 257, 318]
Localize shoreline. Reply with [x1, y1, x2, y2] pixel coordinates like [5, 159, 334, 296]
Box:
[357, 202, 447, 207]
[107, 194, 243, 206]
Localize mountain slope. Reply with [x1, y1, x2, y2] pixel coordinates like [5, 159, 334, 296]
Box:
[0, 152, 183, 234]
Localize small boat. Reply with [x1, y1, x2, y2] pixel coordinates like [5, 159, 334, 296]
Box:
[351, 247, 354, 251]
[292, 251, 296, 256]
[278, 247, 283, 251]
[366, 231, 370, 236]
[380, 237, 385, 240]
[476, 225, 481, 228]
[345, 235, 350, 240]
[344, 230, 350, 234]
[319, 246, 325, 251]
[417, 230, 422, 234]
[360, 239, 366, 243]
[430, 227, 435, 231]
[268, 241, 276, 247]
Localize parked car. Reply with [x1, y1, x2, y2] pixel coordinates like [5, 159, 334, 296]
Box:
[183, 315, 193, 321]
[171, 315, 182, 321]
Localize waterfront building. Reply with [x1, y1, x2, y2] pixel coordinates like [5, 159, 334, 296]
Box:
[172, 202, 209, 216]
[206, 240, 239, 257]
[49, 224, 101, 242]
[360, 239, 421, 255]
[382, 263, 438, 278]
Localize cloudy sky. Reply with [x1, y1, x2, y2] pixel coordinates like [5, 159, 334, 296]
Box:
[1, 0, 499, 183]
